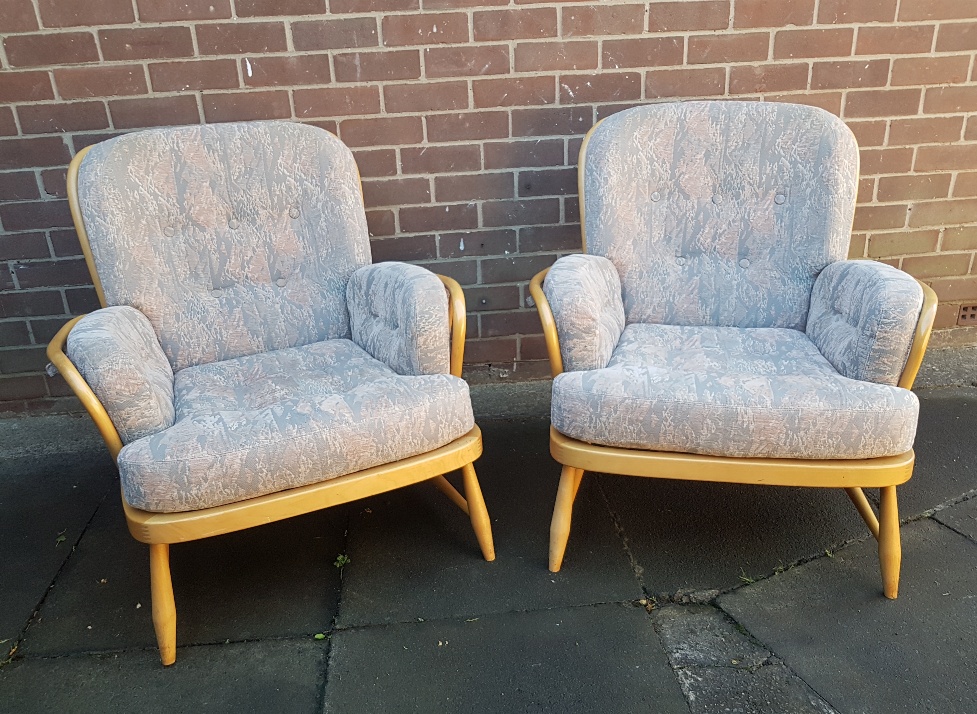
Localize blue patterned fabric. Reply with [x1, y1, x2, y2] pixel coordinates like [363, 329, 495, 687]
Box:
[552, 324, 919, 459]
[806, 260, 923, 386]
[347, 262, 450, 376]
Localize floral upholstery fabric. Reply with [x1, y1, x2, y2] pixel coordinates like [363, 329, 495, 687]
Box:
[347, 262, 450, 376]
[66, 306, 175, 444]
[806, 260, 923, 386]
[581, 101, 858, 330]
[117, 339, 474, 513]
[542, 254, 625, 372]
[76, 121, 372, 372]
[552, 324, 919, 460]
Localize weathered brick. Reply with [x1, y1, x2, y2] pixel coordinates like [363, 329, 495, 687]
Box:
[774, 28, 852, 59]
[99, 27, 194, 61]
[0, 108, 15, 136]
[0, 0, 38, 32]
[38, 0, 133, 27]
[646, 67, 726, 98]
[5, 32, 99, 68]
[844, 88, 921, 118]
[968, 117, 977, 141]
[109, 96, 200, 128]
[292, 18, 378, 50]
[425, 45, 510, 79]
[936, 22, 977, 51]
[0, 322, 32, 347]
[481, 253, 557, 282]
[602, 36, 684, 69]
[362, 178, 431, 207]
[924, 86, 977, 114]
[473, 8, 557, 41]
[902, 253, 972, 278]
[892, 55, 971, 86]
[369, 235, 437, 262]
[855, 25, 934, 54]
[943, 226, 977, 251]
[915, 144, 977, 171]
[648, 2, 729, 32]
[889, 117, 964, 146]
[149, 59, 239, 92]
[562, 5, 645, 36]
[402, 145, 481, 174]
[818, 0, 896, 23]
[340, 116, 424, 146]
[202, 91, 290, 122]
[70, 132, 124, 152]
[41, 169, 67, 198]
[481, 310, 544, 337]
[515, 41, 598, 72]
[954, 173, 977, 198]
[811, 60, 889, 90]
[852, 204, 908, 231]
[17, 101, 109, 134]
[867, 230, 940, 258]
[518, 168, 576, 197]
[2, 233, 50, 263]
[0, 138, 70, 170]
[335, 50, 421, 82]
[734, 0, 814, 27]
[0, 173, 40, 203]
[236, 0, 324, 15]
[435, 173, 514, 203]
[857, 177, 876, 203]
[385, 81, 469, 113]
[928, 274, 977, 301]
[353, 149, 397, 178]
[0, 200, 72, 231]
[932, 303, 959, 329]
[427, 112, 508, 142]
[730, 63, 808, 94]
[0, 290, 64, 319]
[0, 72, 54, 103]
[196, 23, 287, 55]
[243, 55, 331, 87]
[65, 286, 100, 313]
[55, 66, 147, 99]
[332, 0, 417, 12]
[137, 0, 230, 21]
[13, 259, 91, 289]
[520, 224, 581, 253]
[845, 121, 886, 147]
[559, 73, 641, 103]
[910, 199, 977, 227]
[899, 0, 974, 21]
[0, 374, 48, 400]
[483, 199, 560, 227]
[49, 229, 82, 257]
[511, 106, 592, 137]
[366, 209, 395, 237]
[474, 77, 555, 108]
[381, 13, 468, 46]
[440, 230, 517, 258]
[464, 337, 516, 363]
[878, 174, 952, 202]
[689, 32, 769, 63]
[400, 203, 478, 232]
[484, 139, 565, 169]
[462, 285, 521, 312]
[294, 86, 380, 118]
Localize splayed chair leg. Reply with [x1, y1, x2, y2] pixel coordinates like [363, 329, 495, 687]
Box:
[549, 466, 585, 573]
[149, 543, 177, 665]
[461, 463, 495, 561]
[878, 486, 902, 600]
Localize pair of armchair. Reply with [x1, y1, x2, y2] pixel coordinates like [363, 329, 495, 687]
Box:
[51, 103, 934, 667]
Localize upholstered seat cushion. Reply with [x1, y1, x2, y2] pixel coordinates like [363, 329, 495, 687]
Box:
[117, 339, 474, 513]
[552, 324, 919, 460]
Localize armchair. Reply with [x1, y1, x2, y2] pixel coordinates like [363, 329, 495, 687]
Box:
[530, 101, 936, 598]
[49, 121, 494, 665]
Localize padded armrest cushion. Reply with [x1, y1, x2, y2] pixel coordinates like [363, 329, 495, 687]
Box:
[66, 306, 175, 444]
[543, 254, 626, 372]
[347, 262, 450, 376]
[806, 260, 923, 386]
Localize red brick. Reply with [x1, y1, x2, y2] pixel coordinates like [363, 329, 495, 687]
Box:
[474, 77, 555, 108]
[243, 55, 331, 87]
[928, 274, 977, 300]
[465, 337, 516, 363]
[5, 32, 98, 68]
[0, 72, 54, 103]
[196, 23, 287, 55]
[473, 8, 557, 41]
[648, 2, 729, 32]
[425, 45, 510, 78]
[294, 86, 380, 118]
[13, 259, 91, 289]
[646, 67, 726, 98]
[66, 287, 100, 314]
[402, 145, 481, 174]
[689, 32, 769, 63]
[0, 290, 64, 319]
[109, 96, 200, 129]
[774, 28, 852, 59]
[428, 0, 505, 8]
[17, 101, 109, 134]
[878, 175, 952, 202]
[480, 253, 557, 281]
[0, 0, 38, 32]
[844, 89, 921, 118]
[38, 0, 133, 27]
[384, 81, 469, 113]
[362, 178, 431, 207]
[334, 50, 421, 82]
[518, 168, 576, 197]
[859, 148, 914, 175]
[942, 226, 977, 251]
[954, 173, 977, 198]
[902, 253, 972, 278]
[419, 258, 476, 285]
[292, 18, 379, 50]
[515, 41, 598, 72]
[439, 230, 517, 258]
[867, 230, 940, 258]
[0, 174, 40, 203]
[435, 174, 514, 203]
[340, 116, 424, 147]
[916, 144, 977, 172]
[852, 204, 908, 231]
[730, 64, 808, 94]
[933, 303, 959, 329]
[857, 177, 876, 203]
[149, 59, 239, 92]
[512, 106, 592, 137]
[426, 112, 508, 142]
[484, 139, 565, 169]
[0, 200, 72, 231]
[856, 25, 934, 55]
[236, 0, 324, 15]
[370, 235, 437, 262]
[892, 55, 971, 86]
[734, 0, 814, 27]
[99, 27, 194, 61]
[602, 37, 684, 69]
[818, 0, 896, 23]
[381, 13, 468, 46]
[924, 87, 977, 114]
[562, 5, 645, 36]
[910, 198, 977, 228]
[461, 284, 521, 311]
[936, 22, 977, 51]
[0, 137, 70, 170]
[482, 199, 559, 228]
[0, 108, 15, 136]
[41, 169, 67, 198]
[968, 117, 977, 141]
[899, 0, 975, 21]
[332, 0, 417, 12]
[481, 310, 544, 337]
[811, 60, 889, 90]
[136, 0, 230, 21]
[55, 66, 147, 99]
[49, 229, 82, 256]
[400, 203, 478, 232]
[559, 73, 641, 103]
[366, 209, 395, 237]
[352, 149, 397, 178]
[520, 224, 581, 252]
[202, 91, 290, 123]
[889, 117, 964, 146]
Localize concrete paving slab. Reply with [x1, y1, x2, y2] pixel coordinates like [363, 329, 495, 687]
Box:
[336, 418, 642, 627]
[0, 638, 327, 713]
[0, 452, 115, 645]
[675, 665, 836, 714]
[934, 496, 977, 542]
[21, 496, 348, 655]
[598, 475, 867, 597]
[718, 518, 977, 714]
[652, 603, 770, 669]
[323, 603, 689, 714]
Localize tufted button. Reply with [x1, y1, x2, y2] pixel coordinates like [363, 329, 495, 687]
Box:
[163, 226, 175, 237]
[675, 256, 686, 266]
[211, 289, 223, 297]
[712, 194, 723, 205]
[276, 278, 287, 287]
[651, 191, 661, 202]
[288, 207, 300, 219]
[228, 218, 239, 230]
[739, 258, 751, 268]
[774, 193, 786, 205]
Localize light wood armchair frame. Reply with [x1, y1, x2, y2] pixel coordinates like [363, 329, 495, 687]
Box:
[529, 125, 938, 600]
[49, 144, 495, 666]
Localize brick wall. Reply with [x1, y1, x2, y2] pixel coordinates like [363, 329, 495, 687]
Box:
[1, 0, 976, 414]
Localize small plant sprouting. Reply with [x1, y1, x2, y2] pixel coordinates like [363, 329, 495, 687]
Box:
[334, 554, 351, 569]
[313, 633, 327, 640]
[738, 568, 756, 585]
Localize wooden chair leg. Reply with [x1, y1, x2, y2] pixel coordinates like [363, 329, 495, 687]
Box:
[432, 474, 469, 514]
[149, 543, 177, 666]
[878, 486, 901, 600]
[461, 463, 495, 562]
[845, 487, 880, 539]
[549, 466, 584, 573]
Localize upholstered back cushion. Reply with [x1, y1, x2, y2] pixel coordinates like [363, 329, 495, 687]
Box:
[581, 101, 859, 329]
[77, 121, 372, 371]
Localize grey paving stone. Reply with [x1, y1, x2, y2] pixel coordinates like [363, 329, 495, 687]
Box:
[0, 452, 115, 644]
[0, 638, 327, 713]
[323, 603, 688, 714]
[934, 496, 977, 541]
[598, 475, 867, 596]
[336, 418, 642, 627]
[22, 495, 347, 655]
[719, 519, 977, 714]
[676, 666, 836, 714]
[652, 603, 770, 669]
